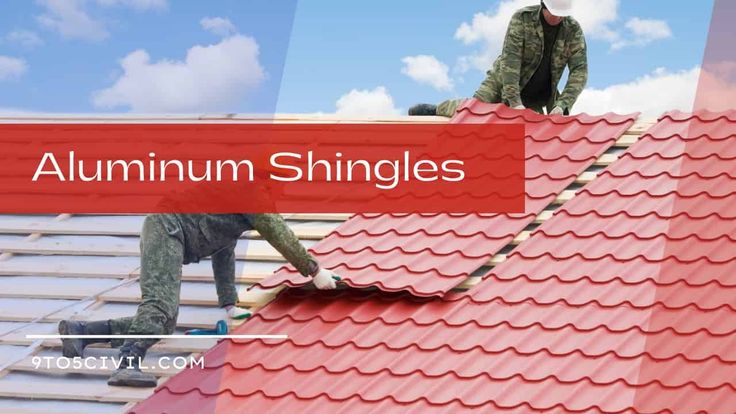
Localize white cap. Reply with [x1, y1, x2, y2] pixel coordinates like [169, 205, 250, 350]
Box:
[543, 0, 573, 17]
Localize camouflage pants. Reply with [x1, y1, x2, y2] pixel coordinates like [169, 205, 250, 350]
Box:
[108, 214, 185, 350]
[436, 98, 546, 118]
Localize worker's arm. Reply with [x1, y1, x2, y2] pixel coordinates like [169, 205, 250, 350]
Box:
[474, 70, 499, 104]
[250, 214, 315, 276]
[556, 26, 588, 114]
[498, 11, 526, 108]
[250, 213, 338, 289]
[211, 241, 239, 308]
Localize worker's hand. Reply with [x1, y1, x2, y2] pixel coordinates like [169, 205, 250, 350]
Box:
[312, 268, 340, 290]
[513, 105, 526, 110]
[549, 106, 565, 115]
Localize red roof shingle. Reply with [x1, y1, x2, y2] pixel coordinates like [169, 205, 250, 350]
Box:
[131, 110, 736, 413]
[257, 102, 637, 297]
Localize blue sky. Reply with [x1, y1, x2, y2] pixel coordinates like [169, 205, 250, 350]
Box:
[0, 0, 715, 116]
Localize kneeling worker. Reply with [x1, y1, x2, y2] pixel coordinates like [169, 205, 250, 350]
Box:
[410, 0, 588, 117]
[58, 213, 340, 387]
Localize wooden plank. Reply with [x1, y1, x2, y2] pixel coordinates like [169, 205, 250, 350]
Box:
[511, 231, 530, 245]
[80, 304, 234, 329]
[0, 277, 120, 300]
[0, 298, 81, 322]
[0, 236, 312, 262]
[0, 408, 101, 414]
[0, 399, 125, 414]
[0, 255, 139, 278]
[0, 299, 231, 329]
[534, 210, 554, 223]
[487, 254, 507, 266]
[0, 216, 337, 240]
[456, 277, 481, 290]
[0, 379, 153, 403]
[0, 277, 279, 309]
[555, 189, 577, 204]
[614, 134, 641, 147]
[626, 121, 656, 134]
[0, 254, 278, 283]
[99, 282, 278, 307]
[2, 335, 216, 354]
[0, 215, 142, 236]
[576, 171, 598, 184]
[0, 407, 122, 414]
[593, 153, 619, 166]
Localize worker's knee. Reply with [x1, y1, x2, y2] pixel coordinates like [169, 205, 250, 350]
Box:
[143, 214, 179, 236]
[134, 301, 178, 333]
[141, 214, 184, 252]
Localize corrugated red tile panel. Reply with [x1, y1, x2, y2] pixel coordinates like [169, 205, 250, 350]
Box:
[131, 111, 736, 414]
[257, 102, 637, 296]
[473, 110, 736, 411]
[131, 290, 736, 414]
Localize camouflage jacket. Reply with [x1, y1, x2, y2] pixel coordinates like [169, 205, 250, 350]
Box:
[475, 5, 588, 112]
[174, 213, 317, 277]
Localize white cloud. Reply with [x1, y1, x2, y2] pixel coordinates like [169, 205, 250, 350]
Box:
[37, 0, 108, 42]
[612, 17, 672, 50]
[569, 0, 620, 42]
[36, 0, 167, 42]
[455, 0, 537, 72]
[95, 0, 167, 10]
[0, 56, 28, 80]
[454, 0, 670, 71]
[574, 67, 699, 118]
[92, 35, 266, 112]
[335, 86, 401, 116]
[5, 30, 44, 48]
[200, 17, 237, 37]
[401, 55, 454, 91]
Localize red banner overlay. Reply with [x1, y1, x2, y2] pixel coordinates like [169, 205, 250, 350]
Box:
[0, 123, 524, 213]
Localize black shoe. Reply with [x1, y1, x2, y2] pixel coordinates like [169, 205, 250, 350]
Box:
[108, 343, 158, 388]
[58, 320, 86, 358]
[408, 104, 437, 116]
[58, 319, 112, 358]
[107, 366, 158, 388]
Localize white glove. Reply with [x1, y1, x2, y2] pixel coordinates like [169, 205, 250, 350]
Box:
[226, 305, 251, 320]
[550, 106, 564, 115]
[513, 105, 526, 110]
[312, 268, 340, 290]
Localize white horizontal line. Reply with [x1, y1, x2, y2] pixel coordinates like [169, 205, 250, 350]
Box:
[26, 334, 288, 340]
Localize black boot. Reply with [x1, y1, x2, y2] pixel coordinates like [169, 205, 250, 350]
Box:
[58, 320, 112, 358]
[108, 342, 158, 388]
[408, 103, 437, 116]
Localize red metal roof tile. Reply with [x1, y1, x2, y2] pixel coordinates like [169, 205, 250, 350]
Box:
[492, 253, 736, 286]
[132, 110, 736, 413]
[131, 291, 736, 414]
[477, 273, 736, 310]
[257, 102, 636, 297]
[132, 389, 588, 414]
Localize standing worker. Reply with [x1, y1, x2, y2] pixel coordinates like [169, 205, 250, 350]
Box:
[58, 213, 340, 387]
[410, 0, 587, 117]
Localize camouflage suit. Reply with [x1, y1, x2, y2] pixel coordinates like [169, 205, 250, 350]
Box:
[108, 213, 316, 351]
[437, 5, 588, 117]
